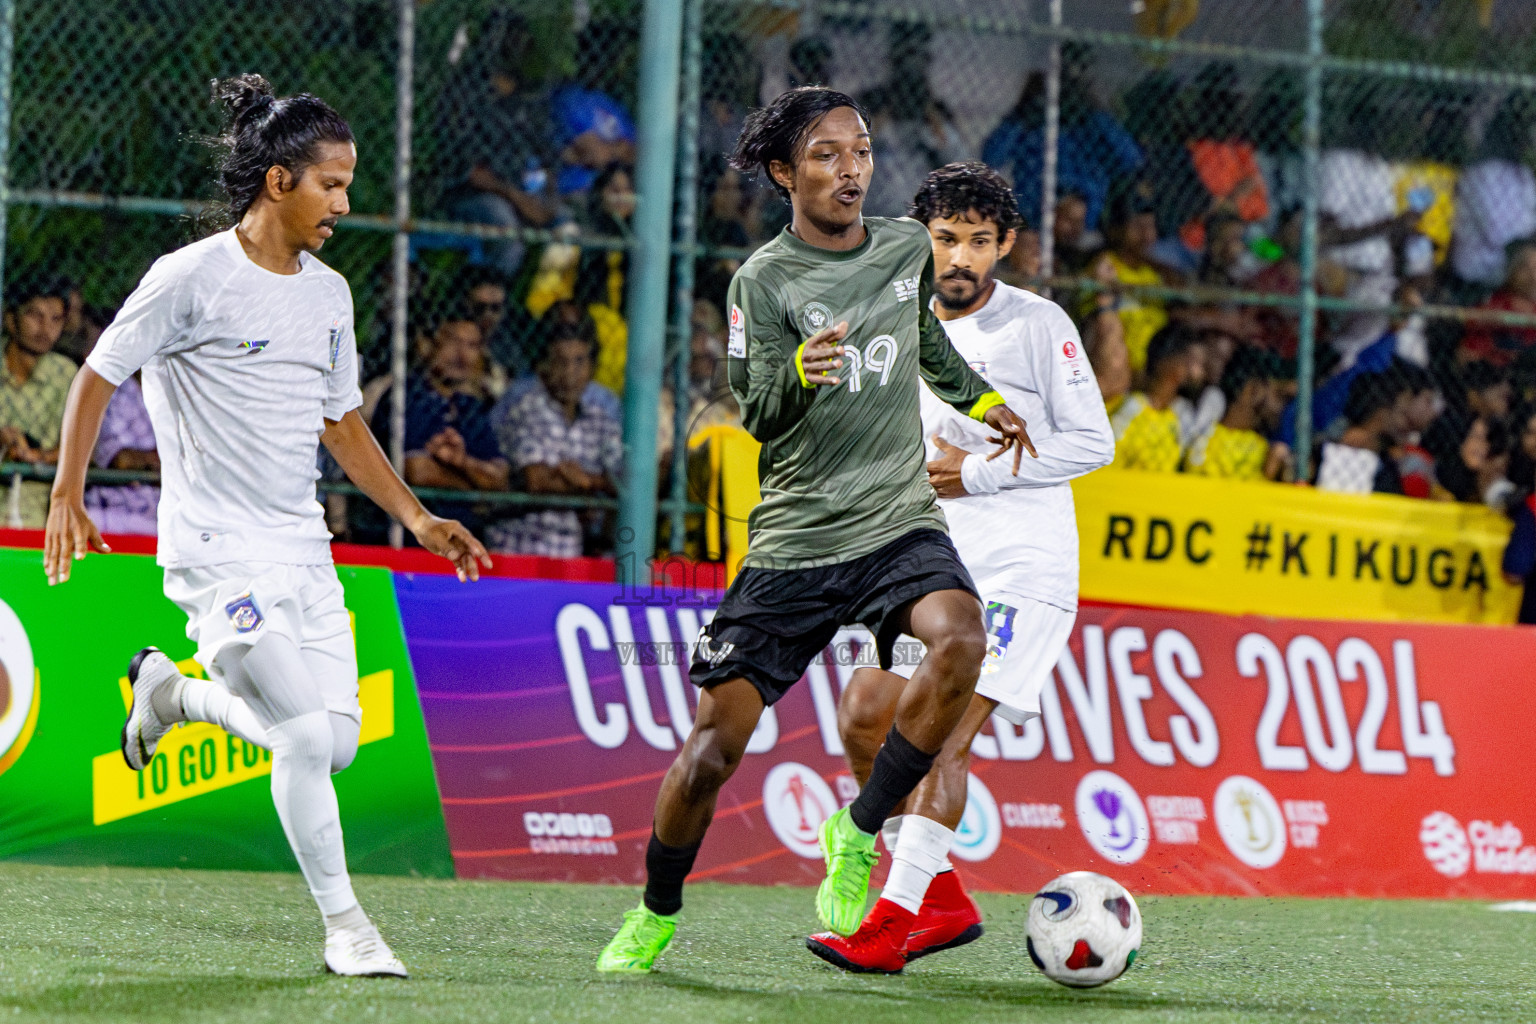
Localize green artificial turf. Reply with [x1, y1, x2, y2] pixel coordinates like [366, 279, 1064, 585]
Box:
[0, 862, 1533, 1023]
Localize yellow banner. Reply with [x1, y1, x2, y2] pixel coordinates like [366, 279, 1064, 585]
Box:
[92, 660, 396, 826]
[706, 426, 1520, 624]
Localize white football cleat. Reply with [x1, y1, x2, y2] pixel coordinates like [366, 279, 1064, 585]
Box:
[324, 923, 408, 978]
[121, 647, 179, 771]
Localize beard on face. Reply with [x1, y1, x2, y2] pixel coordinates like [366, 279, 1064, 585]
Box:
[935, 269, 986, 311]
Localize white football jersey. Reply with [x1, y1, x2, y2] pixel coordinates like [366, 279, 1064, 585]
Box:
[922, 282, 1115, 610]
[87, 229, 362, 568]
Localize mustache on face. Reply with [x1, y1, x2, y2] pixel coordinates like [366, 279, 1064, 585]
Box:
[319, 217, 339, 229]
[941, 270, 978, 284]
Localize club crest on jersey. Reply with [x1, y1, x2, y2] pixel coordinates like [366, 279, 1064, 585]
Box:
[328, 316, 343, 370]
[238, 339, 270, 354]
[799, 301, 833, 337]
[224, 593, 265, 634]
[893, 276, 920, 302]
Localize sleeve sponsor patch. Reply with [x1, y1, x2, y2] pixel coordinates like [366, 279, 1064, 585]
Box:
[1059, 336, 1092, 387]
[728, 304, 747, 358]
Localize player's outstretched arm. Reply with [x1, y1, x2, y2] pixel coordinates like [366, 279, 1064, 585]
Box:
[43, 365, 118, 585]
[321, 409, 492, 582]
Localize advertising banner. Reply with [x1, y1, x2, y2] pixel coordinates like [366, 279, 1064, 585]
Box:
[705, 426, 1522, 623]
[399, 574, 1536, 898]
[0, 546, 453, 877]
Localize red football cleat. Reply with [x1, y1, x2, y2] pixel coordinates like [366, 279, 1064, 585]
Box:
[904, 870, 984, 961]
[806, 898, 915, 974]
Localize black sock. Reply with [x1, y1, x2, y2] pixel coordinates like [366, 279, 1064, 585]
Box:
[848, 725, 937, 834]
[642, 830, 700, 916]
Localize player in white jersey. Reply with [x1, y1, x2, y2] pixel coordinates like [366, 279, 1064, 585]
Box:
[808, 164, 1114, 973]
[43, 75, 490, 978]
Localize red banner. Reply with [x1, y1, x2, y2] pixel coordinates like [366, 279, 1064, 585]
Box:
[401, 577, 1536, 898]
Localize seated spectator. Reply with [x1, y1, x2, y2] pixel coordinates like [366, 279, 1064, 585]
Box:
[1111, 324, 1205, 472]
[490, 310, 622, 557]
[1451, 91, 1536, 292]
[1198, 212, 1255, 288]
[1174, 324, 1239, 446]
[1181, 63, 1270, 253]
[0, 278, 74, 527]
[370, 310, 509, 533]
[1436, 414, 1512, 507]
[1318, 97, 1423, 364]
[433, 11, 558, 277]
[1391, 83, 1468, 270]
[1090, 187, 1168, 373]
[1315, 371, 1409, 495]
[1423, 360, 1513, 470]
[1392, 361, 1443, 499]
[84, 371, 159, 536]
[497, 302, 623, 425]
[1051, 191, 1101, 275]
[1082, 305, 1130, 415]
[862, 87, 967, 220]
[1502, 404, 1536, 622]
[552, 21, 638, 196]
[983, 52, 1143, 236]
[463, 268, 537, 382]
[1186, 348, 1289, 481]
[1460, 238, 1536, 368]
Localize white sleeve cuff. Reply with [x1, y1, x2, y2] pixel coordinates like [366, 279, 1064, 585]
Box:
[960, 454, 1001, 496]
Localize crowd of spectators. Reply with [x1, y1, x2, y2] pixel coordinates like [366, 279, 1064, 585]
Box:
[13, 25, 1536, 588]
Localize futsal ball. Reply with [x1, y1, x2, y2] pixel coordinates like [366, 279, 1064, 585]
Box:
[1025, 871, 1141, 988]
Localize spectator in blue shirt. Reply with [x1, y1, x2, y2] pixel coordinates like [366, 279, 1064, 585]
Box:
[982, 49, 1142, 231]
[552, 20, 638, 196]
[371, 309, 510, 533]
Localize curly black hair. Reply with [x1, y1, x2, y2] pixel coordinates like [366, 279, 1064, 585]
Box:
[730, 86, 868, 203]
[908, 161, 1023, 234]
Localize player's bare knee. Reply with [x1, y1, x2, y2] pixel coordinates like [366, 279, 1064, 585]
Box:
[925, 620, 987, 685]
[838, 670, 893, 744]
[680, 736, 740, 801]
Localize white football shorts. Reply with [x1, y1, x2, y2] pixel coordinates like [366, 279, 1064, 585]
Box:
[884, 592, 1076, 725]
[162, 561, 361, 723]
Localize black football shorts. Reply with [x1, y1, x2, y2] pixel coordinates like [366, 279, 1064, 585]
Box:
[689, 528, 980, 706]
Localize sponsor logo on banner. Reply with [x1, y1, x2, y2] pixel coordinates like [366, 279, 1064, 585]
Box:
[1214, 775, 1287, 869]
[1075, 770, 1150, 864]
[1283, 800, 1329, 849]
[1420, 812, 1536, 876]
[1003, 802, 1066, 829]
[763, 762, 837, 859]
[951, 773, 1002, 862]
[1148, 795, 1206, 845]
[523, 811, 617, 855]
[1420, 811, 1471, 878]
[0, 598, 38, 779]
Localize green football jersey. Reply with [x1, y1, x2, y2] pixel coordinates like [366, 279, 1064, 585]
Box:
[725, 216, 999, 570]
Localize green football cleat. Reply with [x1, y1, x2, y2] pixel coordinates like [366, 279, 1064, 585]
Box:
[596, 905, 677, 973]
[816, 807, 880, 936]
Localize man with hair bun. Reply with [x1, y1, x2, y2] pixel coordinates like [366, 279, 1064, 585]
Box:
[44, 73, 490, 977]
[811, 162, 1114, 973]
[597, 89, 1037, 974]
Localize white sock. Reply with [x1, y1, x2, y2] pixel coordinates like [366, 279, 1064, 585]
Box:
[881, 815, 954, 915]
[148, 672, 186, 723]
[268, 711, 358, 917]
[179, 677, 270, 749]
[881, 815, 906, 855]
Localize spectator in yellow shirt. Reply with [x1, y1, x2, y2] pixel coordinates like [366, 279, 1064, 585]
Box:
[1186, 347, 1292, 481]
[1111, 323, 1205, 472]
[1090, 187, 1168, 373]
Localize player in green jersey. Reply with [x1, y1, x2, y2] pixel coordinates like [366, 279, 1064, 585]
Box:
[597, 87, 1035, 974]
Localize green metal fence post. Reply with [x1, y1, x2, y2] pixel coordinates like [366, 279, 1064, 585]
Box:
[616, 0, 685, 584]
[1295, 0, 1324, 482]
[667, 0, 703, 554]
[0, 0, 15, 306]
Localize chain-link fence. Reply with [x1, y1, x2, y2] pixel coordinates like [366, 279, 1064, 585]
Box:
[6, 0, 1536, 563]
